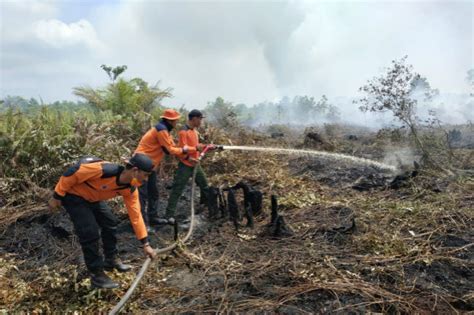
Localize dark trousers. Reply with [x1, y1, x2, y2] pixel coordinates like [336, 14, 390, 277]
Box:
[62, 194, 119, 272]
[138, 170, 159, 224]
[166, 162, 209, 218]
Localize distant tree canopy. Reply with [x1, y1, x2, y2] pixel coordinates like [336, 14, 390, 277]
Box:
[1, 96, 40, 112]
[73, 65, 172, 115]
[204, 97, 239, 129]
[0, 96, 89, 113]
[204, 95, 341, 127]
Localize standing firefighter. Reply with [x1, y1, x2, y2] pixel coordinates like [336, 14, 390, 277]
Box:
[165, 109, 216, 223]
[134, 109, 198, 226]
[48, 154, 156, 289]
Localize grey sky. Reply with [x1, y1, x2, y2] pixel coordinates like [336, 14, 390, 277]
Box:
[1, 0, 472, 112]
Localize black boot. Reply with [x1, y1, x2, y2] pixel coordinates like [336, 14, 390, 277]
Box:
[104, 257, 132, 272]
[90, 270, 119, 289]
[149, 216, 169, 225]
[199, 196, 207, 205]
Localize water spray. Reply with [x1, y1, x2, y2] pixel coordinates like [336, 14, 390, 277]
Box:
[221, 145, 397, 172]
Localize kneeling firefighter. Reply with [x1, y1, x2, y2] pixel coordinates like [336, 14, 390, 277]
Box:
[48, 153, 157, 289]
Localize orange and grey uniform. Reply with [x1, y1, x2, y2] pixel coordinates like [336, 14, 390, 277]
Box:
[135, 120, 197, 167]
[165, 125, 209, 218]
[53, 159, 147, 272]
[134, 120, 197, 223]
[178, 124, 200, 167]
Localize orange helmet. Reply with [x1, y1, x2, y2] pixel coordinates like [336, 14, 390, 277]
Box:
[160, 109, 181, 120]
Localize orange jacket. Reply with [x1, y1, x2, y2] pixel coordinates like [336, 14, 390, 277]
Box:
[178, 125, 200, 167]
[135, 120, 197, 167]
[53, 161, 147, 241]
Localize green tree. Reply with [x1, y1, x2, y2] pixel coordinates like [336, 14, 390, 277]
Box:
[356, 56, 440, 167]
[205, 97, 239, 128]
[314, 95, 340, 121]
[314, 95, 329, 114]
[326, 104, 341, 121]
[294, 96, 316, 123]
[73, 65, 171, 115]
[101, 64, 127, 83]
[1, 96, 38, 112]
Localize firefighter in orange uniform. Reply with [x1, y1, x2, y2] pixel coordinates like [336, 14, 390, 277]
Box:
[165, 109, 216, 223]
[48, 154, 156, 289]
[134, 109, 198, 226]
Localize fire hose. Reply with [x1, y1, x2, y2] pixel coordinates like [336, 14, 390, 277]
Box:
[109, 145, 219, 315]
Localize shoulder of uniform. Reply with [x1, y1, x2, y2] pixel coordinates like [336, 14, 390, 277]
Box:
[155, 122, 168, 132]
[181, 125, 190, 131]
[62, 164, 81, 177]
[79, 156, 103, 164]
[62, 159, 102, 177]
[101, 163, 122, 178]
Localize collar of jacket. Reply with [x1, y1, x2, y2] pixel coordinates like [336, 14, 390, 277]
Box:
[160, 119, 174, 131]
[115, 165, 131, 188]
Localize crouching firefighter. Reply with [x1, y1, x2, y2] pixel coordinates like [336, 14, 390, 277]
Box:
[48, 153, 157, 289]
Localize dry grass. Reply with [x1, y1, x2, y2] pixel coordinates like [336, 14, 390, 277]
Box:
[0, 126, 472, 313]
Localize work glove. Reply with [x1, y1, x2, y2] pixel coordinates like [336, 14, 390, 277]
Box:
[143, 243, 157, 259]
[48, 197, 62, 210]
[207, 144, 224, 151]
[188, 157, 199, 165]
[196, 144, 205, 152]
[183, 145, 197, 154]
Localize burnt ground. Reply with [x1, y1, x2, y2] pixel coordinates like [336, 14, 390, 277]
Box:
[0, 148, 473, 313]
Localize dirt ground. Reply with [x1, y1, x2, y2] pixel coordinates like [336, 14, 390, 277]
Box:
[0, 128, 473, 314]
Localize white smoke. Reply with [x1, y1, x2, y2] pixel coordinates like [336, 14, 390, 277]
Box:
[383, 146, 418, 169]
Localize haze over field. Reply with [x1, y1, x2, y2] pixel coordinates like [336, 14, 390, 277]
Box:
[1, 0, 472, 125]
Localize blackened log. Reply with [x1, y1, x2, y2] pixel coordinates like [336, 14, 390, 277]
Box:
[249, 190, 263, 216]
[270, 194, 278, 225]
[245, 205, 254, 228]
[173, 220, 179, 241]
[207, 186, 220, 220]
[227, 189, 240, 231]
[233, 181, 263, 216]
[233, 181, 250, 208]
[218, 187, 227, 218]
[273, 215, 294, 237]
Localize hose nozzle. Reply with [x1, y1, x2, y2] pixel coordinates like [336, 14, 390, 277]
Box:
[205, 144, 224, 151]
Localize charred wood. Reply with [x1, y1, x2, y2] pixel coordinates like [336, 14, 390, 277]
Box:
[244, 205, 254, 228]
[233, 181, 263, 216]
[227, 189, 240, 231]
[207, 186, 220, 220]
[218, 187, 227, 219]
[270, 194, 278, 225]
[273, 215, 293, 237]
